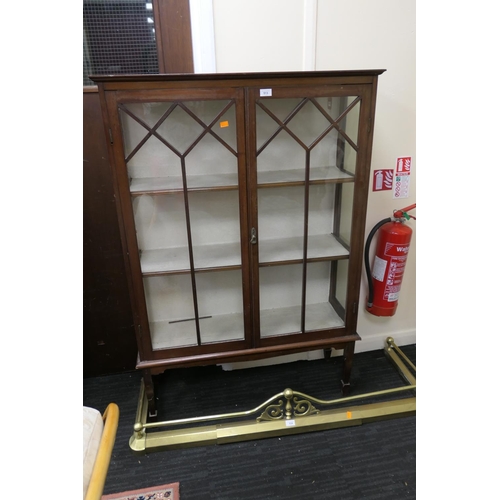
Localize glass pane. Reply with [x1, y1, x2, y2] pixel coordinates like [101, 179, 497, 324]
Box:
[337, 182, 355, 246]
[119, 100, 238, 192]
[133, 193, 190, 274]
[307, 183, 350, 259]
[257, 132, 305, 184]
[155, 105, 205, 154]
[145, 274, 197, 350]
[286, 99, 331, 145]
[196, 270, 245, 344]
[189, 190, 241, 269]
[182, 100, 238, 152]
[255, 92, 360, 337]
[185, 134, 238, 189]
[137, 192, 244, 349]
[309, 129, 352, 182]
[256, 99, 306, 184]
[304, 261, 345, 331]
[256, 95, 360, 185]
[83, 0, 159, 86]
[123, 98, 245, 350]
[259, 264, 303, 337]
[333, 259, 349, 311]
[120, 103, 184, 191]
[188, 189, 244, 343]
[259, 262, 346, 338]
[258, 186, 305, 264]
[336, 97, 360, 176]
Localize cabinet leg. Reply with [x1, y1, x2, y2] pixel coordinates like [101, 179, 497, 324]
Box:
[340, 342, 355, 396]
[143, 369, 158, 418]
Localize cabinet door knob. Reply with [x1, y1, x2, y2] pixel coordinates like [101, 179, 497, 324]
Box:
[250, 227, 257, 245]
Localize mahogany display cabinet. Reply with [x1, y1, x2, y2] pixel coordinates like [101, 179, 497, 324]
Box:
[92, 70, 385, 416]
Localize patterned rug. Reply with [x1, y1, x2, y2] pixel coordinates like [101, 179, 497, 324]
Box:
[102, 482, 179, 500]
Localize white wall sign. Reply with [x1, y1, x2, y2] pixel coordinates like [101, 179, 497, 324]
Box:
[393, 156, 411, 199]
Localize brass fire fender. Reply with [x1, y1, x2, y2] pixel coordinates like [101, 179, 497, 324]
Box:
[129, 337, 416, 452]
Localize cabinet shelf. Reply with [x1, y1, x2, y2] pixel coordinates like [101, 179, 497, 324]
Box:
[130, 172, 239, 194]
[260, 302, 344, 338]
[141, 242, 242, 275]
[257, 166, 354, 187]
[150, 301, 343, 350]
[259, 234, 349, 265]
[140, 234, 348, 275]
[151, 311, 245, 350]
[129, 165, 353, 195]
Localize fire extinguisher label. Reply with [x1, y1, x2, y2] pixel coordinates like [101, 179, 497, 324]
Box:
[384, 254, 408, 302]
[372, 256, 387, 282]
[393, 156, 411, 200]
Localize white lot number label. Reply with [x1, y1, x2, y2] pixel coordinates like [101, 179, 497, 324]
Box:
[372, 256, 387, 282]
[260, 88, 272, 97]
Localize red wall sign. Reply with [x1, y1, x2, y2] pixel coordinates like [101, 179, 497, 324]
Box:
[396, 156, 411, 174]
[373, 169, 394, 191]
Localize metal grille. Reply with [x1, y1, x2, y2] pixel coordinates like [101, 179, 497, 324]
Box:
[83, 0, 159, 86]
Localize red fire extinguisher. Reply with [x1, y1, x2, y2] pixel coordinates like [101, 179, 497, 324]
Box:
[364, 203, 416, 317]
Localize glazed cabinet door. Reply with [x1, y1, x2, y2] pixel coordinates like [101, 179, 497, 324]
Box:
[107, 88, 252, 360]
[247, 84, 373, 346]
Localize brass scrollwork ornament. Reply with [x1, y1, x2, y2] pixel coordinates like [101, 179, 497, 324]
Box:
[257, 400, 284, 422]
[256, 388, 320, 422]
[293, 397, 319, 417]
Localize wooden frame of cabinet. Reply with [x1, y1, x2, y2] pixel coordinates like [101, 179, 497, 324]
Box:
[93, 70, 385, 416]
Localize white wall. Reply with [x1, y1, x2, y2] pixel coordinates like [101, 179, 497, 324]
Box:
[315, 0, 416, 351]
[191, 0, 416, 359]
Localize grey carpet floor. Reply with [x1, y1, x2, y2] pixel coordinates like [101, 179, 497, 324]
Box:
[83, 344, 416, 499]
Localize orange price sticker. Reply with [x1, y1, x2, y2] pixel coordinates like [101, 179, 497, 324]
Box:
[346, 411, 352, 419]
[220, 121, 229, 128]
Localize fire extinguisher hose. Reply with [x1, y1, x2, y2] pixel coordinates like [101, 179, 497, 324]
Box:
[365, 217, 392, 308]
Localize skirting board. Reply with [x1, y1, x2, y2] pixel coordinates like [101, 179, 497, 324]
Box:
[220, 328, 416, 371]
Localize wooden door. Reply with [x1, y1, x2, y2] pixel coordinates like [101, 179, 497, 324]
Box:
[104, 87, 253, 362]
[245, 83, 375, 348]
